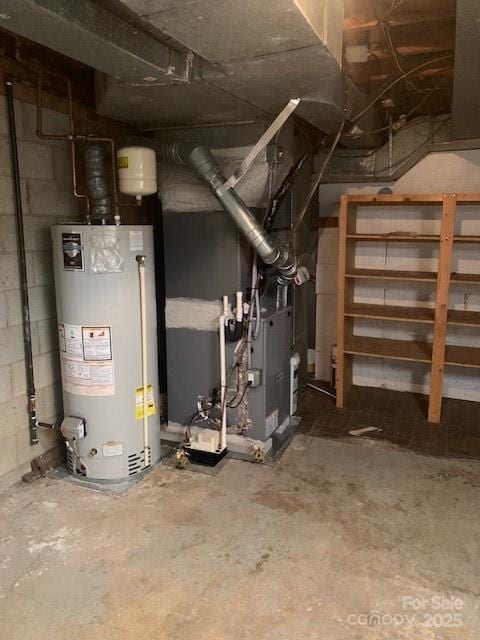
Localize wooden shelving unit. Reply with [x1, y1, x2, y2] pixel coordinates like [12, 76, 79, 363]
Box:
[336, 193, 480, 424]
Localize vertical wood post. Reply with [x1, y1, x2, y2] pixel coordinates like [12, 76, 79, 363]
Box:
[336, 196, 352, 408]
[428, 194, 456, 423]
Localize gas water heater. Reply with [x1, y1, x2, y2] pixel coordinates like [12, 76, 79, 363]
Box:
[52, 224, 161, 481]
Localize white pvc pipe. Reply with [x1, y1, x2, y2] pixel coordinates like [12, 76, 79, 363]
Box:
[306, 382, 336, 400]
[219, 312, 227, 451]
[223, 294, 229, 316]
[235, 291, 243, 322]
[137, 256, 150, 467]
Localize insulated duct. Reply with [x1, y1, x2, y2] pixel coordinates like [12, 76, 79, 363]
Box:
[83, 143, 112, 222]
[158, 141, 298, 284]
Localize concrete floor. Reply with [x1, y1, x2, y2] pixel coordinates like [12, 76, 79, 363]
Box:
[1, 436, 479, 639]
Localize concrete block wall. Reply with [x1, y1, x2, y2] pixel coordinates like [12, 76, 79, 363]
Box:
[315, 149, 480, 401]
[0, 96, 80, 486]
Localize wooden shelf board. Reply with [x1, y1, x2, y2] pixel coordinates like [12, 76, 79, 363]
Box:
[445, 344, 480, 368]
[345, 268, 437, 282]
[345, 303, 434, 323]
[448, 309, 480, 327]
[451, 273, 480, 284]
[344, 269, 480, 284]
[347, 234, 439, 242]
[344, 336, 432, 363]
[346, 195, 443, 205]
[346, 235, 480, 243]
[345, 194, 480, 206]
[453, 236, 480, 243]
[344, 305, 480, 332]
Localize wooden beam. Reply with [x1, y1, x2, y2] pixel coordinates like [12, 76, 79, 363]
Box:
[0, 55, 139, 138]
[344, 13, 456, 35]
[369, 44, 454, 60]
[347, 59, 454, 86]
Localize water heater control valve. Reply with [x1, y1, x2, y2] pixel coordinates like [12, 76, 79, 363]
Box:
[61, 416, 86, 441]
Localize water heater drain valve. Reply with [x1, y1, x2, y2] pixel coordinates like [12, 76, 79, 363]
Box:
[60, 416, 86, 441]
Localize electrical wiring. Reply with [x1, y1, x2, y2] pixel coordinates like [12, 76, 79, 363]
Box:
[381, 22, 429, 95]
[319, 115, 450, 180]
[227, 381, 252, 409]
[366, 115, 451, 176]
[387, 0, 406, 15]
[294, 118, 346, 232]
[350, 54, 454, 125]
[331, 146, 379, 159]
[330, 110, 450, 159]
[263, 150, 309, 232]
[345, 82, 450, 138]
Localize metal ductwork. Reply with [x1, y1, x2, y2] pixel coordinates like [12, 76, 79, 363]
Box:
[158, 141, 298, 284]
[3, 1, 351, 135]
[295, 79, 384, 149]
[0, 0, 192, 86]
[452, 0, 480, 139]
[83, 143, 112, 221]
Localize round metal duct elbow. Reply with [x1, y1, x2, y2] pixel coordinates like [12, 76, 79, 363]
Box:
[158, 141, 298, 284]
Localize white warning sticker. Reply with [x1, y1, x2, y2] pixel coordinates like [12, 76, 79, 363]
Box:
[58, 321, 115, 395]
[129, 230, 143, 251]
[102, 441, 123, 457]
[82, 327, 112, 361]
[60, 324, 83, 358]
[61, 357, 115, 396]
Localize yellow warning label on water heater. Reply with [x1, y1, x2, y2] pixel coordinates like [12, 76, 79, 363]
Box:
[117, 156, 129, 169]
[135, 384, 156, 420]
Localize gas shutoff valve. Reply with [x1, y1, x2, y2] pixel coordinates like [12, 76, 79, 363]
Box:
[60, 416, 86, 440]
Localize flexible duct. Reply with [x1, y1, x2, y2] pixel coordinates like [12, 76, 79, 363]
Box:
[158, 141, 298, 284]
[83, 143, 112, 221]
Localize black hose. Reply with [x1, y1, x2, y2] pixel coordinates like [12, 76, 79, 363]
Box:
[5, 80, 38, 445]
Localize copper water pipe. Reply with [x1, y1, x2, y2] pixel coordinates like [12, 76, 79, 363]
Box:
[37, 73, 90, 219]
[36, 73, 120, 223]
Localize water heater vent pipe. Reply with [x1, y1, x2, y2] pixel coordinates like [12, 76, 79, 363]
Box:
[83, 143, 112, 222]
